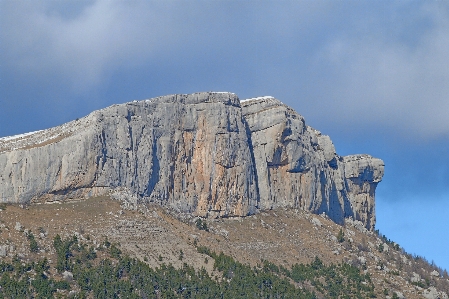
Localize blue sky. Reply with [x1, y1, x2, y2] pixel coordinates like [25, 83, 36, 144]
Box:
[1, 1, 448, 270]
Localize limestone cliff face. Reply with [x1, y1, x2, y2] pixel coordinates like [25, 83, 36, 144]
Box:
[0, 92, 384, 229]
[241, 97, 383, 229]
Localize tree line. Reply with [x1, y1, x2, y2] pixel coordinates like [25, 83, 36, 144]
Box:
[1, 235, 376, 298]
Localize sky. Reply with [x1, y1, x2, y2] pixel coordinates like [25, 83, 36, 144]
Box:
[1, 0, 448, 270]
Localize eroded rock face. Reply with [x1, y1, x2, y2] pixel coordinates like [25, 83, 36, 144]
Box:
[0, 92, 384, 229]
[241, 97, 383, 229]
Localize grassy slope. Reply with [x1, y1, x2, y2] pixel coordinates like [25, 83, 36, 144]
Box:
[0, 197, 448, 298]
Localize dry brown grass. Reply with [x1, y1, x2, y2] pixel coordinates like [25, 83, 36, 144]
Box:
[0, 132, 72, 154]
[0, 196, 448, 297]
[21, 133, 72, 150]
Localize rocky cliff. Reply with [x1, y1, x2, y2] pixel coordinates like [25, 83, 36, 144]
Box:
[0, 92, 384, 229]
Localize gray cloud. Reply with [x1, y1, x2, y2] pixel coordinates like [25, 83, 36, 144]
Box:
[1, 1, 186, 90]
[1, 1, 331, 89]
[309, 4, 449, 141]
[1, 1, 448, 141]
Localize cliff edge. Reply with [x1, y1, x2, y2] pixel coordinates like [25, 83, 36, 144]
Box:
[0, 92, 384, 229]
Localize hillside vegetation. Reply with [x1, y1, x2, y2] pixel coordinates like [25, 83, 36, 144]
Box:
[0, 234, 377, 298]
[0, 197, 448, 298]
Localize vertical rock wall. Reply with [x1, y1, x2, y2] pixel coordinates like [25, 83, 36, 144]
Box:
[241, 96, 383, 229]
[0, 92, 384, 229]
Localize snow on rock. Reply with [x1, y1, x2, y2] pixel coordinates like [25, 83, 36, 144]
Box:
[240, 96, 275, 103]
[0, 130, 44, 142]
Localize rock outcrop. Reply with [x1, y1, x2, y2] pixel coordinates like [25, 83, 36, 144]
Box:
[241, 97, 383, 229]
[0, 92, 384, 229]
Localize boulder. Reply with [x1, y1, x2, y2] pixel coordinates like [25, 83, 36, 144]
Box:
[311, 218, 322, 227]
[62, 271, 73, 281]
[0, 245, 6, 257]
[14, 222, 23, 231]
[411, 272, 421, 283]
[395, 291, 405, 299]
[358, 256, 366, 265]
[423, 287, 447, 299]
[431, 270, 440, 277]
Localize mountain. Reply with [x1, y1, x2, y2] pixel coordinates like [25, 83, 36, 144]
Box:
[0, 92, 448, 298]
[0, 92, 383, 230]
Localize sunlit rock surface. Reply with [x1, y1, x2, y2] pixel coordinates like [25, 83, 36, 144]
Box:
[0, 92, 384, 229]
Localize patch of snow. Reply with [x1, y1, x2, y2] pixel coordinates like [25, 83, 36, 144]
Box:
[0, 117, 91, 153]
[0, 130, 44, 142]
[241, 96, 275, 103]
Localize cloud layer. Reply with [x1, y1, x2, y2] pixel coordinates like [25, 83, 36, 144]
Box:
[2, 1, 448, 142]
[309, 2, 449, 140]
[2, 1, 185, 89]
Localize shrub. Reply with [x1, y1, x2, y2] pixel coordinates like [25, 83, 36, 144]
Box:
[103, 237, 111, 248]
[179, 250, 184, 260]
[378, 243, 384, 252]
[109, 244, 121, 259]
[195, 218, 209, 231]
[27, 232, 39, 253]
[337, 228, 345, 243]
